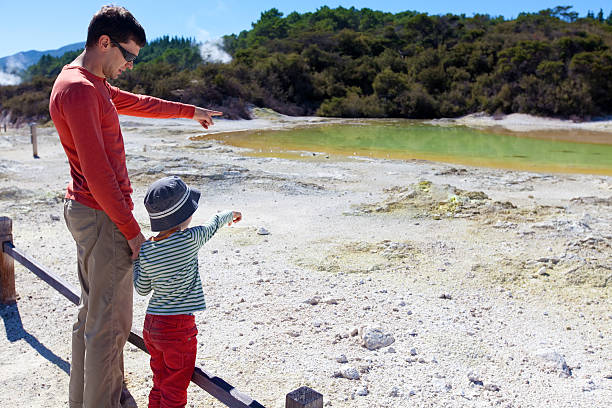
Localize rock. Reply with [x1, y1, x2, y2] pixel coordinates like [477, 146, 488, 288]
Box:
[388, 386, 401, 397]
[257, 227, 270, 235]
[484, 384, 500, 392]
[336, 354, 348, 364]
[355, 385, 368, 396]
[305, 297, 320, 305]
[467, 372, 482, 385]
[50, 214, 60, 221]
[410, 348, 417, 356]
[359, 365, 371, 374]
[360, 327, 395, 350]
[340, 367, 360, 380]
[536, 349, 572, 377]
[581, 380, 598, 392]
[386, 347, 396, 353]
[439, 293, 452, 300]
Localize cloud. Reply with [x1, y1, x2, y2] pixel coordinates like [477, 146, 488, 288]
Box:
[0, 71, 21, 85]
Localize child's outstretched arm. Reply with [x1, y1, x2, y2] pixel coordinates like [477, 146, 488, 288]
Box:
[193, 210, 241, 246]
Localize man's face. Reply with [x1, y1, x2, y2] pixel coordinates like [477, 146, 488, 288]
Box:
[103, 39, 141, 80]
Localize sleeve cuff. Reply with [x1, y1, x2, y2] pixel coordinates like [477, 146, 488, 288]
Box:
[118, 217, 141, 240]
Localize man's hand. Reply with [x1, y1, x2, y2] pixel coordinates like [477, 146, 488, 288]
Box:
[229, 211, 242, 225]
[128, 232, 147, 260]
[193, 107, 223, 129]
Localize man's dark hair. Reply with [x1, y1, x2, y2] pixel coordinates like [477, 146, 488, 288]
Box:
[86, 5, 146, 48]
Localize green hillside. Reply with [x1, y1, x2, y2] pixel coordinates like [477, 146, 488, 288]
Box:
[1, 5, 612, 123]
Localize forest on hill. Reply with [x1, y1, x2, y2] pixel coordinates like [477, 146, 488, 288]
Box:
[1, 5, 611, 123]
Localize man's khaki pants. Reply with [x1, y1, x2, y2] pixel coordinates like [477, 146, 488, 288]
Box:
[64, 200, 133, 408]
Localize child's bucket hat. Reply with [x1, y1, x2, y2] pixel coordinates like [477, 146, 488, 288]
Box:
[144, 176, 200, 231]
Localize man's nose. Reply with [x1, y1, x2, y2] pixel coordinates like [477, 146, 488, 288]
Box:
[126, 61, 134, 70]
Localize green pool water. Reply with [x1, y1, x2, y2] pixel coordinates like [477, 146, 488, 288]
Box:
[196, 122, 612, 175]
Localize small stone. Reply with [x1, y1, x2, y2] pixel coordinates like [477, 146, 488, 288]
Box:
[350, 328, 359, 337]
[386, 347, 396, 353]
[484, 384, 500, 392]
[336, 354, 348, 363]
[410, 348, 417, 356]
[536, 349, 572, 377]
[50, 214, 61, 221]
[468, 372, 483, 385]
[389, 386, 401, 397]
[355, 386, 368, 396]
[439, 293, 452, 300]
[257, 227, 270, 235]
[341, 367, 360, 380]
[360, 327, 395, 350]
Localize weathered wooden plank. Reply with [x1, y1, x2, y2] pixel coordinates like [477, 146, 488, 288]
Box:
[3, 241, 79, 305]
[192, 367, 266, 408]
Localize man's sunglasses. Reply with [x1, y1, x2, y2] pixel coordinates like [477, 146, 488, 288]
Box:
[109, 38, 137, 63]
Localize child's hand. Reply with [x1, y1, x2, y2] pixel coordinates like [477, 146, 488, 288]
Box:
[229, 211, 242, 225]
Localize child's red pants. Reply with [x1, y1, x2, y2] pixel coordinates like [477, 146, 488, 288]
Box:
[143, 314, 198, 408]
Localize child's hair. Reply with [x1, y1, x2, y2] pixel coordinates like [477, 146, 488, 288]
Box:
[144, 176, 200, 232]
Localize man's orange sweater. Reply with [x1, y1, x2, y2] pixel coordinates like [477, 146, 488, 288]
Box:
[49, 65, 196, 240]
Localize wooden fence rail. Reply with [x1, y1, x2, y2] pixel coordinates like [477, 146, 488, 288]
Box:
[0, 216, 322, 408]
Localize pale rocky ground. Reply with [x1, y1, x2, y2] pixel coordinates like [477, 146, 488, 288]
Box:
[0, 113, 610, 408]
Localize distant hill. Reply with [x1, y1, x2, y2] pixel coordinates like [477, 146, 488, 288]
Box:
[0, 42, 85, 83]
[2, 6, 612, 123]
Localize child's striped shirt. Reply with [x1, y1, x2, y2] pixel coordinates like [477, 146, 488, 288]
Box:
[133, 211, 233, 315]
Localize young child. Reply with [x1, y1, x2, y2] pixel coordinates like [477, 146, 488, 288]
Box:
[134, 175, 241, 408]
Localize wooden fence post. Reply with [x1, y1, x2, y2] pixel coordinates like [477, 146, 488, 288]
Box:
[0, 217, 17, 304]
[30, 123, 39, 158]
[286, 387, 323, 408]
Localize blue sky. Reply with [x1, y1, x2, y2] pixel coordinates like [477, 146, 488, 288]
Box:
[1, 1, 610, 57]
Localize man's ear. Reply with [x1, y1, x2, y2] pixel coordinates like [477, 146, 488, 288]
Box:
[97, 35, 111, 51]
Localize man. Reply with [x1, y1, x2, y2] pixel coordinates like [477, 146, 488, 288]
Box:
[49, 6, 222, 408]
